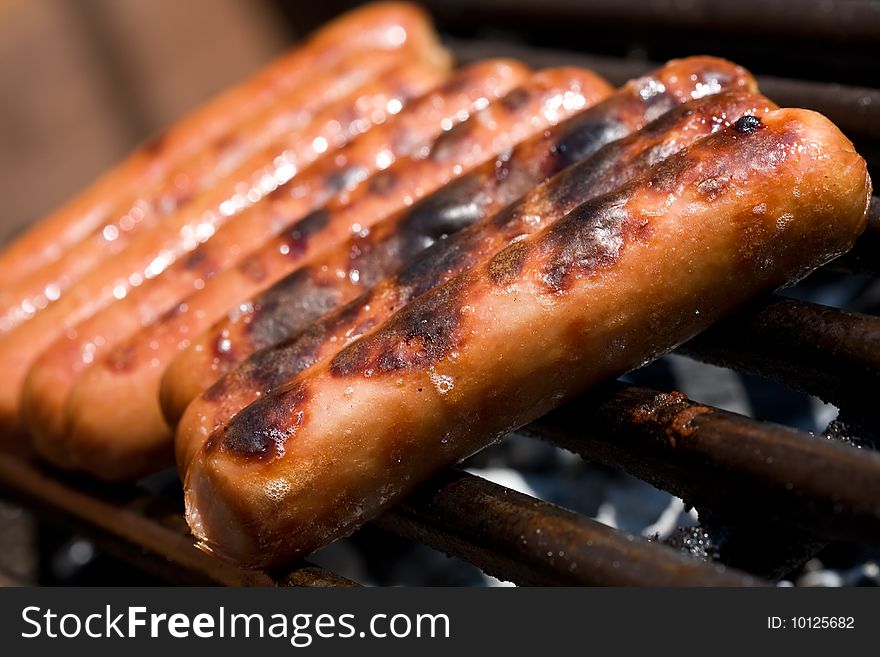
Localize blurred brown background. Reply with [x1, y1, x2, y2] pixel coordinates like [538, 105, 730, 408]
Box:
[0, 0, 293, 246]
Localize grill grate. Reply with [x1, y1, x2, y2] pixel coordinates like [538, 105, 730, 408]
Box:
[1, 32, 879, 586]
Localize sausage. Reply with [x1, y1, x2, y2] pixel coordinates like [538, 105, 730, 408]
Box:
[0, 49, 447, 333]
[52, 68, 613, 479]
[23, 59, 529, 463]
[183, 108, 871, 568]
[0, 2, 442, 285]
[170, 60, 761, 471]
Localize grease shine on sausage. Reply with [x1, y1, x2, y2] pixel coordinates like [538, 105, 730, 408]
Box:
[0, 50, 446, 334]
[185, 109, 870, 568]
[167, 58, 758, 424]
[24, 60, 526, 465]
[171, 61, 761, 471]
[0, 2, 441, 285]
[56, 68, 613, 479]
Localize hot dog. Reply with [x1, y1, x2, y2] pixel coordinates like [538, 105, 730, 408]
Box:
[24, 59, 529, 463]
[56, 68, 614, 479]
[0, 2, 442, 284]
[0, 51, 447, 332]
[170, 60, 761, 471]
[184, 109, 871, 568]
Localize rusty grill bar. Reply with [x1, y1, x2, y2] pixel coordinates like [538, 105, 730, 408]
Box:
[2, 6, 880, 586]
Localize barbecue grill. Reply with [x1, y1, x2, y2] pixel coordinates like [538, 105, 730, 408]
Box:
[1, 0, 879, 586]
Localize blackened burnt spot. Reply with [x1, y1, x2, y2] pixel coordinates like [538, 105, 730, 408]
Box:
[734, 115, 762, 134]
[295, 207, 331, 237]
[429, 118, 477, 162]
[368, 170, 398, 196]
[214, 383, 307, 461]
[281, 208, 330, 258]
[551, 113, 629, 170]
[538, 192, 632, 294]
[246, 269, 342, 352]
[640, 104, 695, 138]
[647, 152, 687, 193]
[201, 373, 229, 403]
[383, 283, 467, 371]
[107, 344, 137, 372]
[182, 248, 208, 272]
[237, 254, 268, 283]
[396, 175, 485, 252]
[394, 221, 485, 299]
[330, 282, 466, 376]
[500, 87, 530, 112]
[488, 240, 529, 287]
[326, 166, 367, 196]
[246, 322, 329, 393]
[328, 332, 372, 377]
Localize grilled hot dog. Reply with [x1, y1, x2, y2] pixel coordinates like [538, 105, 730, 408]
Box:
[24, 59, 527, 464]
[0, 2, 441, 284]
[56, 68, 613, 479]
[185, 109, 870, 568]
[0, 51, 446, 333]
[170, 59, 761, 471]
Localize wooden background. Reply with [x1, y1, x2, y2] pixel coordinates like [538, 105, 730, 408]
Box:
[0, 0, 291, 246]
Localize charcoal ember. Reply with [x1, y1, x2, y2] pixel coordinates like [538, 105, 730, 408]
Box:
[662, 526, 719, 562]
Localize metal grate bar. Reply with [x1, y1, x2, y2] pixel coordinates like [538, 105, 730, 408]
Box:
[375, 468, 766, 586]
[677, 296, 880, 415]
[0, 452, 357, 587]
[525, 383, 880, 546]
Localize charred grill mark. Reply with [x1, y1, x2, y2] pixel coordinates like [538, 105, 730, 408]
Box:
[237, 254, 268, 283]
[244, 321, 332, 393]
[181, 248, 208, 272]
[329, 281, 467, 377]
[549, 111, 631, 170]
[734, 115, 763, 134]
[488, 239, 529, 287]
[499, 87, 530, 112]
[368, 170, 398, 196]
[536, 192, 633, 294]
[278, 208, 330, 259]
[324, 166, 368, 196]
[428, 118, 476, 162]
[245, 269, 343, 352]
[209, 382, 308, 461]
[107, 343, 137, 373]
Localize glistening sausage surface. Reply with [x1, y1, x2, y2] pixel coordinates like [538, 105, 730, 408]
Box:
[166, 57, 757, 425]
[185, 109, 870, 568]
[0, 2, 440, 284]
[0, 50, 444, 333]
[171, 62, 761, 472]
[23, 59, 523, 465]
[57, 68, 613, 479]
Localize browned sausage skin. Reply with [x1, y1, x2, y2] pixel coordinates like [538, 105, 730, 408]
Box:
[0, 2, 443, 285]
[23, 59, 523, 465]
[0, 50, 443, 333]
[185, 109, 870, 568]
[171, 59, 761, 471]
[56, 68, 614, 480]
[166, 59, 760, 425]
